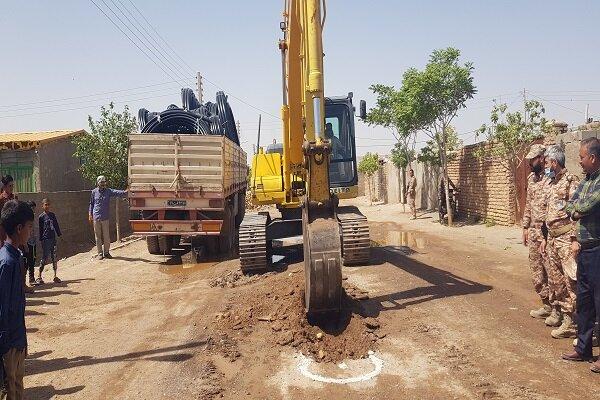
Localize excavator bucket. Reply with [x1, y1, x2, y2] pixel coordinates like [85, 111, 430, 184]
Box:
[303, 204, 343, 314]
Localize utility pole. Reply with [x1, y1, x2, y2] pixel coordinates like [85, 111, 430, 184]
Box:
[196, 72, 203, 104]
[522, 88, 527, 122]
[585, 104, 590, 123]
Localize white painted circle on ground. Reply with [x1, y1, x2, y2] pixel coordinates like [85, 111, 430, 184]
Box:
[297, 353, 384, 384]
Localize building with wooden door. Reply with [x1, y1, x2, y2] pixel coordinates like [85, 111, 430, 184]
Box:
[0, 130, 92, 193]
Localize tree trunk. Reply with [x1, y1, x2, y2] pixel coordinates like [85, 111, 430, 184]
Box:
[441, 134, 453, 226]
[511, 164, 520, 223]
[115, 200, 121, 242]
[367, 177, 373, 205]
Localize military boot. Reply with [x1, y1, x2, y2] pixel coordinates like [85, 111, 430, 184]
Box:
[551, 313, 577, 339]
[545, 307, 562, 327]
[530, 302, 552, 319]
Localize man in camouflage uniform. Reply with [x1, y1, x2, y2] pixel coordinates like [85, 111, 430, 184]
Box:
[522, 144, 551, 319]
[407, 169, 417, 219]
[541, 145, 580, 339]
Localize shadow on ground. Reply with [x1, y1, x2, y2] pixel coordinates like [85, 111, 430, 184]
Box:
[25, 384, 85, 400]
[362, 246, 492, 316]
[26, 340, 207, 376]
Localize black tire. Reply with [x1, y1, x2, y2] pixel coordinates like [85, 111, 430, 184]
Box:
[158, 236, 174, 255]
[219, 204, 237, 256]
[146, 235, 161, 255]
[235, 191, 246, 228]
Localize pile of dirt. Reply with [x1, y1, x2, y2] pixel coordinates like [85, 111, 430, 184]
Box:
[244, 191, 271, 212]
[209, 269, 279, 288]
[212, 267, 382, 363]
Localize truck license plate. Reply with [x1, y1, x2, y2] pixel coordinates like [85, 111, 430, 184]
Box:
[167, 200, 187, 207]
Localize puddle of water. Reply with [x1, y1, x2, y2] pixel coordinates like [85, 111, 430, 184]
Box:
[383, 231, 427, 250]
[159, 261, 217, 275]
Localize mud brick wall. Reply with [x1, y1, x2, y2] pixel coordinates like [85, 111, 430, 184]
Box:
[447, 143, 516, 225]
[17, 191, 130, 255]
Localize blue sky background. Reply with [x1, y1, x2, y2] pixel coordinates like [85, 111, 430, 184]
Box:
[1, 0, 599, 157]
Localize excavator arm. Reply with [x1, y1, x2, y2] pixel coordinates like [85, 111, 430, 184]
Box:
[282, 0, 342, 314]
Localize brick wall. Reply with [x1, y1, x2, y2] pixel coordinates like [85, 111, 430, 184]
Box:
[447, 143, 516, 225]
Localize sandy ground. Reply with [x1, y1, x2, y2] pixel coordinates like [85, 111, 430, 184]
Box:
[23, 197, 600, 399]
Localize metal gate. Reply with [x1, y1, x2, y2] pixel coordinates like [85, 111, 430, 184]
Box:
[0, 164, 35, 193]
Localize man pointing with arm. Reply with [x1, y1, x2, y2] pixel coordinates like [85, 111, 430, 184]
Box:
[89, 176, 127, 260]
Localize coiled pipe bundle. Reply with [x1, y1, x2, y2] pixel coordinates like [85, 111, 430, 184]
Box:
[138, 88, 239, 145]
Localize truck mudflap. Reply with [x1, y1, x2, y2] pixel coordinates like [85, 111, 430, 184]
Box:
[130, 219, 223, 235]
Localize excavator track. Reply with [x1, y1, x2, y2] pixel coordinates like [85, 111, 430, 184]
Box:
[338, 206, 371, 266]
[239, 213, 269, 273]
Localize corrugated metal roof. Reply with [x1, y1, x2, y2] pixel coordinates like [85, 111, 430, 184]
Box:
[0, 130, 86, 150]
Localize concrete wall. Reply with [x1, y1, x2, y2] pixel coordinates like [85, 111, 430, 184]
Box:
[359, 160, 440, 210]
[37, 138, 92, 192]
[18, 191, 130, 255]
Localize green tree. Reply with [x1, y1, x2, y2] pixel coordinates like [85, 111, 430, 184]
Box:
[74, 103, 136, 240]
[358, 152, 380, 205]
[476, 100, 549, 215]
[417, 126, 462, 166]
[74, 103, 136, 189]
[366, 84, 417, 170]
[395, 47, 475, 225]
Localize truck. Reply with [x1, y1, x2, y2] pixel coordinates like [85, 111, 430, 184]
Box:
[128, 132, 247, 261]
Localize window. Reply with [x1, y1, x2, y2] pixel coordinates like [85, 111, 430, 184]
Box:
[324, 104, 356, 186]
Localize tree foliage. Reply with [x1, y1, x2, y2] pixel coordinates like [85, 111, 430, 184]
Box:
[390, 144, 415, 169]
[476, 100, 548, 171]
[358, 152, 380, 204]
[358, 152, 380, 177]
[369, 48, 475, 225]
[417, 126, 462, 166]
[476, 100, 549, 215]
[74, 103, 136, 189]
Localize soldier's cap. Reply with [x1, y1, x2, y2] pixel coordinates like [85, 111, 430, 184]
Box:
[525, 144, 546, 160]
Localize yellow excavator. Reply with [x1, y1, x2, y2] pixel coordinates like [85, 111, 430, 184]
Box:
[239, 0, 370, 315]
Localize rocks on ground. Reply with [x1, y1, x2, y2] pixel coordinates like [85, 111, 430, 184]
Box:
[209, 265, 384, 363]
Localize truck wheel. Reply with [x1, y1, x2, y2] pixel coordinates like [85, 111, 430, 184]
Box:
[235, 191, 246, 227]
[219, 204, 237, 256]
[158, 236, 174, 255]
[146, 235, 161, 255]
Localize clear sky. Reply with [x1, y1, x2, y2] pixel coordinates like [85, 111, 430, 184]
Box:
[1, 0, 599, 157]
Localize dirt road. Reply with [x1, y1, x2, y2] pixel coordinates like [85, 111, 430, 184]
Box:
[24, 199, 600, 399]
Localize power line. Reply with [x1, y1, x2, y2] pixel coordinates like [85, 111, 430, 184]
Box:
[0, 78, 193, 109]
[0, 92, 177, 119]
[97, 0, 186, 81]
[528, 92, 585, 114]
[108, 0, 190, 81]
[89, 0, 280, 120]
[88, 0, 179, 81]
[125, 0, 196, 74]
[114, 0, 191, 75]
[0, 83, 191, 112]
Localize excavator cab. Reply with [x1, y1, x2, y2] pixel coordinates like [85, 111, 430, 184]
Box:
[325, 93, 363, 198]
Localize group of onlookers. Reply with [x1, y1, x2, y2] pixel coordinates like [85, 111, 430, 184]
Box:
[522, 138, 600, 373]
[0, 174, 125, 399]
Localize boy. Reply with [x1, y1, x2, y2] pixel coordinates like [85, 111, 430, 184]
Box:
[24, 201, 37, 290]
[36, 198, 62, 285]
[0, 200, 34, 399]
